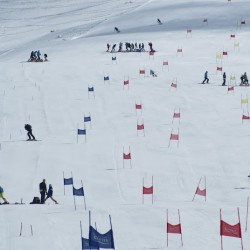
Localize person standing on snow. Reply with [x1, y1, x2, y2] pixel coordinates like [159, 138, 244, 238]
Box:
[202, 71, 209, 84]
[24, 124, 36, 141]
[37, 50, 41, 61]
[222, 72, 226, 86]
[106, 43, 110, 52]
[0, 185, 9, 204]
[39, 179, 47, 204]
[44, 184, 58, 204]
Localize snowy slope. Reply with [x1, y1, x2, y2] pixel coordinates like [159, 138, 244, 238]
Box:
[1, 0, 250, 249]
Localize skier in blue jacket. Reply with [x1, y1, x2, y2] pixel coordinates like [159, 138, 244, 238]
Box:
[202, 71, 209, 84]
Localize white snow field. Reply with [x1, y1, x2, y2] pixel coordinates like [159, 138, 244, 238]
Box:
[1, 0, 250, 249]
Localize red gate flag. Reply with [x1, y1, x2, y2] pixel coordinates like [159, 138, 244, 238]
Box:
[170, 134, 179, 140]
[187, 29, 192, 33]
[166, 209, 183, 247]
[227, 86, 234, 93]
[139, 69, 145, 76]
[149, 51, 154, 56]
[168, 128, 180, 147]
[124, 80, 129, 85]
[123, 146, 132, 168]
[172, 108, 181, 124]
[143, 186, 153, 194]
[242, 110, 250, 124]
[137, 124, 144, 130]
[123, 153, 131, 160]
[203, 18, 208, 23]
[135, 104, 142, 110]
[220, 208, 243, 250]
[217, 66, 223, 71]
[230, 34, 235, 38]
[137, 120, 145, 136]
[171, 82, 177, 88]
[220, 221, 241, 238]
[192, 177, 206, 201]
[167, 223, 181, 234]
[223, 51, 228, 56]
[163, 60, 168, 66]
[142, 176, 153, 204]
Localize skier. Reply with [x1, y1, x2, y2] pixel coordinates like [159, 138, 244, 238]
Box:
[202, 71, 209, 84]
[114, 27, 120, 33]
[222, 72, 226, 86]
[33, 51, 38, 60]
[141, 43, 145, 51]
[148, 42, 153, 52]
[0, 185, 9, 204]
[111, 44, 116, 52]
[157, 18, 162, 25]
[44, 184, 58, 204]
[150, 69, 157, 77]
[29, 51, 35, 61]
[118, 42, 123, 52]
[44, 54, 48, 61]
[37, 50, 41, 61]
[39, 179, 47, 204]
[24, 124, 36, 141]
[106, 43, 110, 52]
[240, 72, 249, 86]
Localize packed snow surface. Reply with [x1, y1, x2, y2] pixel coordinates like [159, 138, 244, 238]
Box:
[1, 0, 250, 249]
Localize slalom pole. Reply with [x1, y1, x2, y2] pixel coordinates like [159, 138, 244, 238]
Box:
[178, 209, 183, 246]
[220, 209, 223, 250]
[81, 180, 86, 211]
[63, 171, 65, 195]
[166, 209, 168, 247]
[192, 177, 202, 201]
[245, 197, 249, 232]
[73, 186, 76, 211]
[19, 222, 22, 236]
[238, 208, 243, 250]
[109, 215, 115, 250]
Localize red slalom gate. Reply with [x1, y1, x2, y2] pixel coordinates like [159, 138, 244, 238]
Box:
[166, 209, 183, 247]
[192, 176, 206, 201]
[220, 208, 243, 250]
[123, 146, 132, 168]
[142, 176, 153, 204]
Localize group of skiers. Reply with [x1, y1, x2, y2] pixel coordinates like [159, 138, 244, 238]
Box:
[106, 42, 154, 53]
[202, 71, 249, 86]
[1, 180, 58, 205]
[28, 50, 48, 62]
[38, 179, 58, 204]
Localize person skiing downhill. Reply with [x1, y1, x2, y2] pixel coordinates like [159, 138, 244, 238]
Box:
[24, 124, 36, 141]
[202, 71, 209, 84]
[157, 18, 162, 25]
[44, 184, 58, 204]
[0, 185, 9, 204]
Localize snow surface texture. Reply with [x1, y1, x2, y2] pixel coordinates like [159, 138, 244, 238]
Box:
[1, 0, 250, 249]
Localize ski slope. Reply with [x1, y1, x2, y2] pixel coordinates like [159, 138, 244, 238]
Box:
[1, 0, 250, 249]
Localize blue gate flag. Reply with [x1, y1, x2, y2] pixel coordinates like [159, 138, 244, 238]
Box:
[78, 129, 86, 135]
[64, 177, 73, 185]
[89, 226, 114, 249]
[84, 116, 91, 122]
[112, 56, 116, 61]
[73, 186, 84, 196]
[82, 237, 99, 250]
[104, 76, 109, 81]
[88, 87, 94, 92]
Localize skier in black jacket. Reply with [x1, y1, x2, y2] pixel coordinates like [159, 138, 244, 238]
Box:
[45, 184, 58, 204]
[39, 179, 47, 204]
[24, 124, 36, 141]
